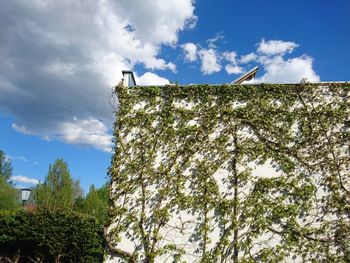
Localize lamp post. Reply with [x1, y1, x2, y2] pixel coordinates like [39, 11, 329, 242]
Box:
[21, 188, 32, 207]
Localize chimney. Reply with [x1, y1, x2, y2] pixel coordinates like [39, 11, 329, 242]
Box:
[122, 70, 136, 87]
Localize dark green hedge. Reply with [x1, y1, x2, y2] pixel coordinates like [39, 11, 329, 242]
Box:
[0, 209, 105, 262]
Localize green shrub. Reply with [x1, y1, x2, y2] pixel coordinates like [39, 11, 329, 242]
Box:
[0, 209, 105, 262]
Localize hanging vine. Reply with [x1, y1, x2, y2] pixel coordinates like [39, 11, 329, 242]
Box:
[106, 83, 350, 263]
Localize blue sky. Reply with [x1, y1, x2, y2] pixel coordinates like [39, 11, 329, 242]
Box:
[0, 0, 349, 193]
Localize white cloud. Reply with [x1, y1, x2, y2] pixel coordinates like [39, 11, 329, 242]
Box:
[45, 61, 77, 75]
[254, 55, 320, 83]
[114, 0, 196, 45]
[137, 72, 170, 85]
[182, 38, 318, 83]
[257, 39, 299, 55]
[235, 39, 320, 84]
[182, 43, 198, 62]
[13, 117, 114, 152]
[240, 52, 258, 64]
[222, 51, 238, 64]
[185, 15, 198, 29]
[168, 63, 177, 73]
[12, 124, 33, 135]
[225, 64, 244, 75]
[198, 49, 221, 75]
[0, 0, 196, 151]
[58, 118, 113, 152]
[7, 155, 29, 162]
[223, 51, 243, 75]
[206, 33, 224, 49]
[11, 175, 39, 185]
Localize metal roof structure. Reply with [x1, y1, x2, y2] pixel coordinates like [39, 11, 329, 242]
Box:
[232, 66, 259, 84]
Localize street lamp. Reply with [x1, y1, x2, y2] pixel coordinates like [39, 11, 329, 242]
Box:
[21, 188, 32, 207]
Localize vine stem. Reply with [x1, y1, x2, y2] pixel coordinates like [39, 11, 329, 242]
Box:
[103, 225, 137, 263]
[298, 91, 350, 203]
[232, 124, 239, 262]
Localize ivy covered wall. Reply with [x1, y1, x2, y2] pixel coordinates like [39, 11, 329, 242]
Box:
[105, 83, 350, 263]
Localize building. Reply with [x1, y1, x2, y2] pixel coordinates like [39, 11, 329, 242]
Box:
[105, 73, 350, 262]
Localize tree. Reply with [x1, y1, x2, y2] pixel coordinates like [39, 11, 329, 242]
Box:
[73, 179, 84, 200]
[0, 150, 13, 181]
[35, 159, 75, 212]
[0, 150, 18, 210]
[0, 177, 19, 210]
[96, 183, 109, 206]
[83, 183, 109, 224]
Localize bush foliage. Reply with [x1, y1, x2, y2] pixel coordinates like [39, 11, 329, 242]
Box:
[0, 209, 105, 262]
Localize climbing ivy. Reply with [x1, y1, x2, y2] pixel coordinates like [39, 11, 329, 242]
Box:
[106, 83, 350, 262]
